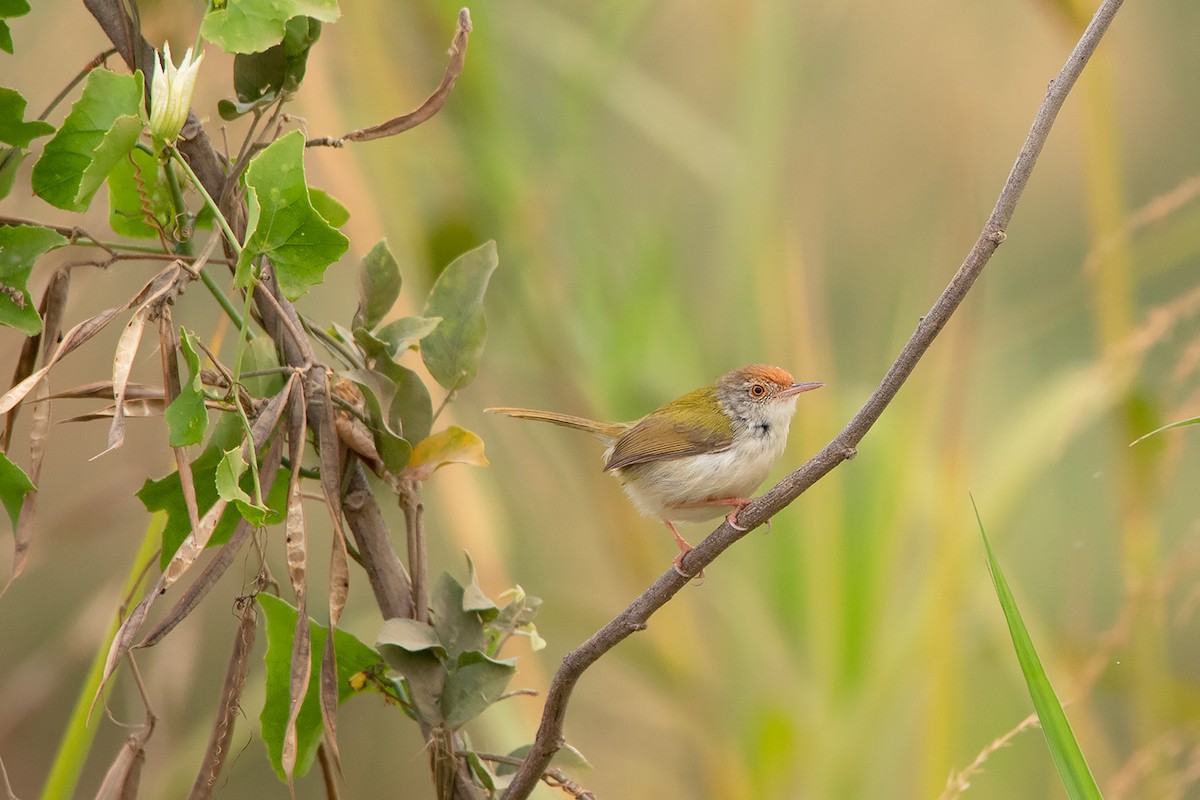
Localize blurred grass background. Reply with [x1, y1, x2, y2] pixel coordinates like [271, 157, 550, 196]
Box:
[3, 0, 1200, 798]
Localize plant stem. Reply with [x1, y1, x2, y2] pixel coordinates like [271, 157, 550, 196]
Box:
[168, 146, 241, 257]
[398, 479, 428, 623]
[39, 514, 164, 800]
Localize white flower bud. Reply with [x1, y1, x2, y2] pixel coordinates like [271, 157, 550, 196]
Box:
[149, 42, 203, 145]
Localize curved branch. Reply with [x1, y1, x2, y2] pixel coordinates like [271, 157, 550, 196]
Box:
[306, 8, 473, 148]
[499, 0, 1127, 797]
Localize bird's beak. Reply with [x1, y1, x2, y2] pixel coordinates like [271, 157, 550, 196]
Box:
[780, 381, 824, 398]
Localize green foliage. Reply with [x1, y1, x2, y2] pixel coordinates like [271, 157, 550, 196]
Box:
[106, 148, 173, 239]
[342, 369, 412, 472]
[0, 451, 34, 527]
[308, 186, 348, 227]
[165, 329, 208, 447]
[376, 568, 541, 731]
[0, 223, 66, 334]
[258, 593, 379, 781]
[354, 239, 402, 331]
[237, 130, 349, 299]
[0, 0, 31, 54]
[0, 86, 52, 199]
[219, 16, 321, 121]
[138, 449, 289, 569]
[202, 0, 339, 55]
[421, 240, 499, 391]
[0, 86, 53, 146]
[976, 503, 1102, 800]
[215, 446, 271, 525]
[31, 69, 142, 212]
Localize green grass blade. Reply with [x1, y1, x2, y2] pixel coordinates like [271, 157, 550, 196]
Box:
[973, 499, 1103, 800]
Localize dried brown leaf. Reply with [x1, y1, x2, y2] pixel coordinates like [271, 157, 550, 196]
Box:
[139, 441, 284, 649]
[3, 268, 69, 450]
[61, 398, 168, 422]
[187, 600, 256, 800]
[92, 733, 147, 800]
[159, 311, 201, 535]
[0, 262, 183, 416]
[331, 9, 471, 145]
[2, 379, 49, 597]
[98, 306, 149, 457]
[281, 598, 312, 783]
[315, 370, 349, 772]
[45, 382, 166, 401]
[282, 378, 311, 784]
[93, 582, 161, 719]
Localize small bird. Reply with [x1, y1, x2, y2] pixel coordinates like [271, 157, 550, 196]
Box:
[488, 364, 822, 576]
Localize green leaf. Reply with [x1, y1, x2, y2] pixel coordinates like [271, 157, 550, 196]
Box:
[139, 450, 290, 569]
[216, 446, 271, 525]
[374, 315, 441, 356]
[0, 223, 66, 335]
[202, 0, 339, 55]
[975, 501, 1102, 800]
[165, 329, 208, 447]
[343, 369, 412, 473]
[462, 553, 499, 621]
[421, 240, 499, 391]
[309, 187, 348, 228]
[259, 593, 380, 781]
[387, 362, 432, 445]
[232, 15, 322, 103]
[349, 329, 434, 446]
[31, 69, 142, 211]
[237, 131, 349, 300]
[0, 0, 31, 55]
[355, 239, 401, 331]
[1131, 414, 1200, 445]
[377, 617, 447, 726]
[441, 650, 516, 729]
[430, 572, 485, 659]
[0, 451, 35, 528]
[0, 87, 54, 147]
[217, 94, 277, 121]
[107, 148, 173, 239]
[0, 147, 24, 200]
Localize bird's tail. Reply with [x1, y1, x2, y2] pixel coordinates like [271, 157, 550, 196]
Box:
[485, 407, 627, 442]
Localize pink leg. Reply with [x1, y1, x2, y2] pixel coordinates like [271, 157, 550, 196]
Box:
[677, 496, 767, 532]
[664, 521, 703, 580]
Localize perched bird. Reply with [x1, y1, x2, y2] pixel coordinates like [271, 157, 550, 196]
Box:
[488, 364, 822, 576]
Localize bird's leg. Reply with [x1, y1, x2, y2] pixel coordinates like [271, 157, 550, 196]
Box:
[678, 496, 770, 533]
[664, 520, 702, 580]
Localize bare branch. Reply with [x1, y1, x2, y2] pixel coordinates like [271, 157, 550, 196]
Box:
[498, 0, 1128, 796]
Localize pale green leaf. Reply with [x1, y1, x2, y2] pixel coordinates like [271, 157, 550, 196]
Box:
[31, 69, 142, 211]
[237, 131, 349, 299]
[421, 240, 498, 390]
[0, 223, 66, 334]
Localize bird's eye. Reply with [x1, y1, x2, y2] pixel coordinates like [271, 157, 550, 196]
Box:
[749, 383, 766, 397]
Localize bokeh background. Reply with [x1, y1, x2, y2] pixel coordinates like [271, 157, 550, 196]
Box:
[3, 0, 1200, 798]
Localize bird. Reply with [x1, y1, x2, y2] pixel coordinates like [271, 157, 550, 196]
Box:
[487, 364, 822, 576]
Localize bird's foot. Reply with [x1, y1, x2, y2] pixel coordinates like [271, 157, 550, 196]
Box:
[666, 522, 704, 582]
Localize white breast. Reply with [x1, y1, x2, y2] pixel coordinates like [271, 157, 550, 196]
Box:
[607, 398, 795, 524]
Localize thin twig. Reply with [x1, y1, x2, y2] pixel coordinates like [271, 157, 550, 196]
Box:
[398, 479, 428, 623]
[498, 1, 1128, 796]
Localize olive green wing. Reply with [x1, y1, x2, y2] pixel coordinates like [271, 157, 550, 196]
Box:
[603, 412, 733, 472]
